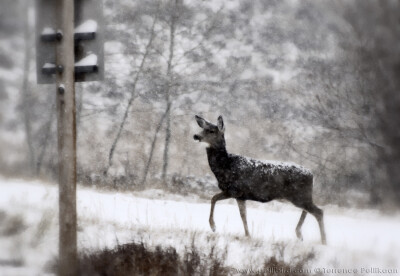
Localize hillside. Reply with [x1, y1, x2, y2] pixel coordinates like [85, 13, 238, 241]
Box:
[1, 177, 399, 274]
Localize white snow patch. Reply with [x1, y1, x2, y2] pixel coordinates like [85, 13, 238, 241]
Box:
[41, 27, 56, 35]
[74, 19, 97, 33]
[75, 54, 97, 66]
[42, 63, 56, 69]
[239, 155, 312, 176]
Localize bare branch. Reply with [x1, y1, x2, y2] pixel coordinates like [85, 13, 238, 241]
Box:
[104, 5, 160, 175]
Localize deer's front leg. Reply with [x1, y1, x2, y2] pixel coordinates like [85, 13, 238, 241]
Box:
[237, 199, 250, 237]
[209, 192, 230, 232]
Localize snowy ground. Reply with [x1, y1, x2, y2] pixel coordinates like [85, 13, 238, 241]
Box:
[0, 176, 399, 275]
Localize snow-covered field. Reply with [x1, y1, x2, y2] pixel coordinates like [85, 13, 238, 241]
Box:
[0, 176, 399, 275]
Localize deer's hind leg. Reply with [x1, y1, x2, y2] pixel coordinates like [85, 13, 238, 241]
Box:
[303, 203, 326, 245]
[236, 199, 250, 237]
[295, 210, 307, 241]
[209, 192, 230, 232]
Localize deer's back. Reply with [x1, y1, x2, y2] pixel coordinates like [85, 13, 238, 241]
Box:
[215, 154, 313, 202]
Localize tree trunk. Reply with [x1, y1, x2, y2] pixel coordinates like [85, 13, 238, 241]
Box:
[21, 1, 34, 174]
[161, 0, 179, 184]
[141, 105, 170, 186]
[161, 102, 172, 183]
[36, 104, 55, 175]
[104, 12, 159, 176]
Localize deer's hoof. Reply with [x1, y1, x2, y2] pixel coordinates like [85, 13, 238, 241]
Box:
[296, 230, 303, 241]
[209, 221, 216, 232]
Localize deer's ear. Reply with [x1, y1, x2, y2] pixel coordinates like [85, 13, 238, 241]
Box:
[217, 116, 225, 132]
[195, 115, 207, 129]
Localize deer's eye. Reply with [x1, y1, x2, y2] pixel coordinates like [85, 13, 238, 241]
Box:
[209, 130, 216, 134]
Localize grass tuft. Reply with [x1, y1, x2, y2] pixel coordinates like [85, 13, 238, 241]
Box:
[0, 211, 26, 237]
[48, 239, 231, 276]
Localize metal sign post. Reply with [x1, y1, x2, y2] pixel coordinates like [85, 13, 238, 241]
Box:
[56, 1, 77, 275]
[36, 0, 104, 84]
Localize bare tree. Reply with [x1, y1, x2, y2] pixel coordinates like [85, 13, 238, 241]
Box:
[291, 0, 400, 205]
[104, 9, 159, 176]
[141, 105, 170, 186]
[161, 0, 180, 184]
[20, 1, 34, 174]
[35, 105, 55, 175]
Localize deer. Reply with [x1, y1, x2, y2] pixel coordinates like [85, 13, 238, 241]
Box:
[193, 115, 326, 245]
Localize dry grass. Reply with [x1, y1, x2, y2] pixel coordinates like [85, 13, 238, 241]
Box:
[0, 211, 26, 237]
[262, 242, 316, 276]
[30, 209, 54, 247]
[48, 240, 230, 276]
[47, 236, 317, 276]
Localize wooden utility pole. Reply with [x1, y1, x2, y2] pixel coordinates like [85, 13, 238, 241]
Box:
[36, 0, 103, 273]
[56, 0, 77, 275]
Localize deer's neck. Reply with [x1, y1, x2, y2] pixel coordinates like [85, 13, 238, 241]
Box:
[206, 146, 230, 176]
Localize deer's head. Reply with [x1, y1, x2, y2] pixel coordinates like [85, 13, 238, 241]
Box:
[193, 115, 225, 148]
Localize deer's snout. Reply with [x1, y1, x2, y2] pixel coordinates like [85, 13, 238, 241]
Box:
[193, 134, 202, 141]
